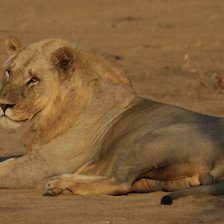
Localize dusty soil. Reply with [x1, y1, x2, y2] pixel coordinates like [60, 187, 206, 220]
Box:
[0, 0, 224, 223]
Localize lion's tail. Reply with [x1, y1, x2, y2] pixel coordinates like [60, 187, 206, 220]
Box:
[160, 182, 224, 205]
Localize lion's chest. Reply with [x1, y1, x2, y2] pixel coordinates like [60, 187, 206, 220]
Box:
[0, 127, 27, 157]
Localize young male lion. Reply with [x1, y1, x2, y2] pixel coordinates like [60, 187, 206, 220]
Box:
[0, 36, 224, 204]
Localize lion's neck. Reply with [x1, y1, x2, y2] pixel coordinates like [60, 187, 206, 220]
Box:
[24, 81, 138, 149]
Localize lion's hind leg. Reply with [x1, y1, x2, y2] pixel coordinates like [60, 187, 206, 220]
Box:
[44, 174, 131, 196]
[131, 175, 200, 193]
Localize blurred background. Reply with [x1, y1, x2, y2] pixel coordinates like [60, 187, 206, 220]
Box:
[0, 0, 224, 115]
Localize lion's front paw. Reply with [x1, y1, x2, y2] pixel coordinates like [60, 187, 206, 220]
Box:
[43, 178, 72, 196]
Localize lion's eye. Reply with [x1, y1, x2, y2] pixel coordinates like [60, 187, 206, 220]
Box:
[26, 77, 40, 86]
[5, 69, 11, 79]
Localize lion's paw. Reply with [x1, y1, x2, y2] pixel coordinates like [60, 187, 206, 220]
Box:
[43, 179, 72, 196]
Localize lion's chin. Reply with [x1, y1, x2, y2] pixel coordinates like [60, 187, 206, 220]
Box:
[0, 116, 23, 130]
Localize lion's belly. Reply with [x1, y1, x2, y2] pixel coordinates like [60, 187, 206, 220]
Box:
[142, 163, 211, 181]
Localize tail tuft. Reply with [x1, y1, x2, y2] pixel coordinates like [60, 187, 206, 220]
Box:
[160, 195, 173, 205]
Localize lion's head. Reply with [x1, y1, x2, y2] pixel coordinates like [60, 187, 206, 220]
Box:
[0, 37, 78, 129]
[0, 36, 134, 145]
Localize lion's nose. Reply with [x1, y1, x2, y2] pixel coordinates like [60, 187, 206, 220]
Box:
[0, 104, 15, 113]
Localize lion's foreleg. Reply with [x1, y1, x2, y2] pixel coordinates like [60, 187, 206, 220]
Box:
[44, 174, 131, 196]
[0, 154, 52, 188]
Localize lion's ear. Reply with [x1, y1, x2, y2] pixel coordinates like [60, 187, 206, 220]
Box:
[5, 36, 22, 55]
[51, 47, 75, 73]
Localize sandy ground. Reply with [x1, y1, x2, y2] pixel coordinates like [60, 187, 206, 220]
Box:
[0, 0, 224, 223]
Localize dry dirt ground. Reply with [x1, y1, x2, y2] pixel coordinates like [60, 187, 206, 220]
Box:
[0, 0, 224, 223]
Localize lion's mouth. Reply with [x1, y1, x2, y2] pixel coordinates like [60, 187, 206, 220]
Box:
[1, 107, 43, 123]
[1, 115, 28, 123]
[0, 106, 44, 129]
[0, 108, 28, 123]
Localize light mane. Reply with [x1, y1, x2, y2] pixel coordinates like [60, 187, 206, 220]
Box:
[22, 39, 136, 147]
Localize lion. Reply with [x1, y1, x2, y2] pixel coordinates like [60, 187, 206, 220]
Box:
[0, 36, 224, 205]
